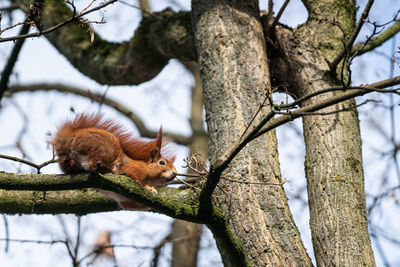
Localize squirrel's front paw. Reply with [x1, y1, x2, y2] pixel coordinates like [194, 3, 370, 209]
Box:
[144, 185, 158, 193]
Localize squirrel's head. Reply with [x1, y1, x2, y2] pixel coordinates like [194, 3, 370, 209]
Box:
[145, 127, 177, 187]
[147, 157, 177, 187]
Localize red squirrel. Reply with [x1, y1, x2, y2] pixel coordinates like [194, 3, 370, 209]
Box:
[51, 113, 177, 209]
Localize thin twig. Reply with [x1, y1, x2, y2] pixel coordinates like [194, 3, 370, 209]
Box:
[0, 23, 30, 101]
[73, 217, 82, 263]
[329, 0, 375, 73]
[79, 0, 97, 16]
[0, 154, 57, 173]
[1, 215, 9, 252]
[174, 177, 200, 190]
[118, 0, 163, 20]
[275, 85, 400, 110]
[0, 0, 118, 43]
[274, 99, 374, 117]
[198, 76, 400, 208]
[0, 238, 69, 245]
[351, 20, 400, 57]
[240, 90, 271, 138]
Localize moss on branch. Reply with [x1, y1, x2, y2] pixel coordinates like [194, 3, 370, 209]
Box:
[0, 172, 200, 219]
[0, 189, 118, 215]
[0, 171, 248, 265]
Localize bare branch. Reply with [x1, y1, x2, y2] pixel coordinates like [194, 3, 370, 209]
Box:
[0, 0, 117, 43]
[0, 154, 57, 173]
[0, 1, 35, 101]
[119, 0, 162, 19]
[268, 0, 274, 24]
[351, 20, 400, 57]
[152, 233, 171, 267]
[256, 76, 400, 138]
[270, 0, 291, 30]
[6, 83, 191, 145]
[276, 85, 399, 110]
[329, 0, 375, 73]
[274, 99, 374, 116]
[197, 76, 400, 206]
[1, 215, 9, 252]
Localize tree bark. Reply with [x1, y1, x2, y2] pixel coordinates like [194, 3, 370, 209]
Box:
[192, 1, 311, 266]
[170, 219, 202, 267]
[271, 0, 376, 265]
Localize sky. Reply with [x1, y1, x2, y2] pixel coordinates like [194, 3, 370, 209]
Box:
[0, 0, 399, 266]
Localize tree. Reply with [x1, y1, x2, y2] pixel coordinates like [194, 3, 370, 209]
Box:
[0, 0, 400, 266]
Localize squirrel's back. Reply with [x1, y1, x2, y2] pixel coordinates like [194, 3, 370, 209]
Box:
[51, 113, 175, 173]
[54, 113, 171, 161]
[52, 114, 125, 174]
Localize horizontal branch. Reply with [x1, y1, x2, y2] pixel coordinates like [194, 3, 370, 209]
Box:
[255, 76, 400, 138]
[0, 172, 98, 191]
[0, 171, 246, 266]
[0, 189, 118, 215]
[200, 76, 400, 201]
[0, 172, 202, 221]
[6, 83, 191, 145]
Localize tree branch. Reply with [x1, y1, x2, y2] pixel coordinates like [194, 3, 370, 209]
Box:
[0, 0, 39, 102]
[0, 188, 118, 215]
[328, 0, 375, 73]
[270, 0, 291, 31]
[0, 154, 57, 173]
[255, 76, 400, 138]
[0, 172, 201, 220]
[198, 76, 400, 203]
[6, 83, 191, 145]
[351, 20, 400, 57]
[12, 0, 195, 85]
[0, 0, 117, 43]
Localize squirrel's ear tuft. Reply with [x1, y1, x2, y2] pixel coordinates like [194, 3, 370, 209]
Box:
[156, 126, 162, 148]
[149, 147, 160, 162]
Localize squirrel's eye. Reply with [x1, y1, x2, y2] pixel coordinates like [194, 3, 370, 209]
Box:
[159, 160, 165, 165]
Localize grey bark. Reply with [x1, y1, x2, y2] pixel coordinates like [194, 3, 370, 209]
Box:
[192, 1, 311, 266]
[270, 0, 376, 265]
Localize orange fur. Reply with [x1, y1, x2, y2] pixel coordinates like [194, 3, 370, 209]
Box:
[51, 113, 177, 210]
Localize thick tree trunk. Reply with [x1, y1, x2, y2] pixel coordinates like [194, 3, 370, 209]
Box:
[272, 0, 376, 265]
[192, 1, 311, 266]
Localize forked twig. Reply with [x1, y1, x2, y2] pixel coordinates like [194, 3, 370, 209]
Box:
[0, 154, 57, 173]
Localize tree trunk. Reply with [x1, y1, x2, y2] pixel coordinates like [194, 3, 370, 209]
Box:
[192, 1, 311, 266]
[170, 220, 203, 267]
[272, 0, 376, 265]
